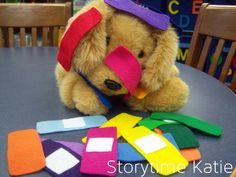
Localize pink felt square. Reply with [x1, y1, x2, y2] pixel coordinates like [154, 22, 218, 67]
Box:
[104, 46, 142, 98]
[80, 127, 117, 176]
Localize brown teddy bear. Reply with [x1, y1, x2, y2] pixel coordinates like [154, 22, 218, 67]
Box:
[55, 0, 189, 115]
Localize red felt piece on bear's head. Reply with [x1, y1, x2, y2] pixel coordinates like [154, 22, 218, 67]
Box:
[57, 8, 102, 71]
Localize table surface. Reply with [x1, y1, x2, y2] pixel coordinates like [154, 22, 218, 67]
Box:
[0, 47, 235, 177]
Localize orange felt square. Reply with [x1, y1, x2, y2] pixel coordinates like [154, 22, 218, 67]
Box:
[133, 87, 150, 99]
[180, 148, 201, 162]
[7, 129, 45, 176]
[154, 128, 163, 135]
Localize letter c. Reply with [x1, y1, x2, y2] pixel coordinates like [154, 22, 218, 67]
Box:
[168, 0, 179, 15]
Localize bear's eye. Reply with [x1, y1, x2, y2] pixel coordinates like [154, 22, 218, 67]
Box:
[106, 35, 110, 46]
[138, 50, 145, 58]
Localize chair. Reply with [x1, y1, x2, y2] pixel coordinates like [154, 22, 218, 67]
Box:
[186, 3, 236, 92]
[0, 2, 71, 47]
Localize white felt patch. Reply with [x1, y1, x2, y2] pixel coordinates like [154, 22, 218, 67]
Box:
[134, 134, 167, 154]
[62, 117, 86, 128]
[86, 138, 114, 152]
[46, 148, 80, 174]
[163, 119, 177, 123]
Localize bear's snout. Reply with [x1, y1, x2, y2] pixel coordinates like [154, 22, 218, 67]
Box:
[104, 79, 122, 91]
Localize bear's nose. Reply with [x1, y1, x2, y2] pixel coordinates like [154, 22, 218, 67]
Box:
[104, 79, 121, 91]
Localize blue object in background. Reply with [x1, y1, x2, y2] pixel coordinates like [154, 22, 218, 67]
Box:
[204, 40, 236, 83]
[139, 0, 163, 11]
[177, 34, 192, 64]
[165, 0, 202, 31]
[208, 0, 236, 5]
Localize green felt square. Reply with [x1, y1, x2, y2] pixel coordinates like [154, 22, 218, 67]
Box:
[158, 124, 200, 149]
[138, 117, 179, 129]
[151, 112, 222, 136]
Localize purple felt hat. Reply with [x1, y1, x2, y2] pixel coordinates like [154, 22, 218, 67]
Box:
[104, 0, 170, 30]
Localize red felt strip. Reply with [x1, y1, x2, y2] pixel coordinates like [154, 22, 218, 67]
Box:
[57, 8, 102, 71]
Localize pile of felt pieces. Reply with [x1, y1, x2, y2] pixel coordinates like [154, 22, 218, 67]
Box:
[7, 112, 222, 177]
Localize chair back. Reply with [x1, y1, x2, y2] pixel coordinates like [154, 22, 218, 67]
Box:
[0, 3, 71, 47]
[186, 3, 236, 91]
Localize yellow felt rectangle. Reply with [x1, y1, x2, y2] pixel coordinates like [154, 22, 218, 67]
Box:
[121, 126, 189, 176]
[82, 113, 142, 143]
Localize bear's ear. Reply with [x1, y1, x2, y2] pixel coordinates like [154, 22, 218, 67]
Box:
[58, 7, 102, 71]
[69, 0, 115, 74]
[140, 26, 179, 91]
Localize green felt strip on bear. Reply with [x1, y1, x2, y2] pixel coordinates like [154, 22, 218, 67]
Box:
[138, 117, 179, 130]
[158, 124, 199, 149]
[151, 112, 223, 136]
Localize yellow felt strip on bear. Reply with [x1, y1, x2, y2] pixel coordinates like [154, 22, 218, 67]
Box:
[121, 126, 188, 176]
[82, 113, 142, 143]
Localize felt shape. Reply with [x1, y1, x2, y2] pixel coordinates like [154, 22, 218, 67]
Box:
[151, 112, 223, 136]
[163, 133, 179, 150]
[82, 113, 141, 143]
[63, 117, 86, 128]
[86, 137, 114, 152]
[135, 134, 167, 154]
[42, 139, 145, 163]
[121, 126, 188, 176]
[46, 148, 79, 175]
[180, 148, 201, 162]
[7, 129, 45, 176]
[154, 128, 163, 135]
[80, 127, 117, 176]
[41, 138, 84, 156]
[104, 46, 141, 98]
[57, 8, 102, 71]
[42, 140, 84, 177]
[37, 115, 107, 134]
[138, 117, 179, 130]
[118, 143, 145, 162]
[80, 73, 112, 109]
[104, 0, 170, 30]
[158, 124, 199, 149]
[133, 86, 150, 99]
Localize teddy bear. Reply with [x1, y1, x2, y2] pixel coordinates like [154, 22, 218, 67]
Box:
[55, 0, 189, 115]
